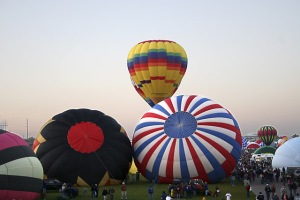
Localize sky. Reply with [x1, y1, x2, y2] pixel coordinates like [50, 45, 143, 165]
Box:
[1, 1, 300, 139]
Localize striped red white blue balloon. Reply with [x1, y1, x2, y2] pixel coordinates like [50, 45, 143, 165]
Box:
[132, 95, 242, 183]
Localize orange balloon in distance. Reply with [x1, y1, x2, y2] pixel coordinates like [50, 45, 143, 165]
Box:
[127, 40, 188, 107]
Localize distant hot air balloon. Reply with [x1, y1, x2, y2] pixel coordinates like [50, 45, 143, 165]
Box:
[127, 40, 188, 107]
[32, 109, 133, 186]
[132, 95, 242, 183]
[246, 142, 260, 149]
[257, 125, 277, 146]
[281, 136, 288, 141]
[255, 139, 265, 147]
[0, 129, 43, 200]
[253, 146, 276, 155]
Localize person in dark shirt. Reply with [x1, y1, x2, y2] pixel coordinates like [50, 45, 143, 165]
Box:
[257, 192, 265, 200]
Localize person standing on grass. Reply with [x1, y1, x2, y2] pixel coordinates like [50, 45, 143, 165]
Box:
[148, 184, 154, 200]
[108, 186, 115, 200]
[245, 183, 251, 198]
[214, 185, 220, 197]
[102, 187, 108, 200]
[161, 191, 167, 200]
[225, 191, 231, 200]
[121, 182, 127, 200]
[203, 182, 208, 196]
[166, 194, 172, 200]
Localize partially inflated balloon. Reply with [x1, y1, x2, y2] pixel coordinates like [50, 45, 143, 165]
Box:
[32, 109, 132, 186]
[132, 95, 242, 183]
[246, 142, 260, 149]
[272, 137, 300, 168]
[0, 129, 43, 200]
[257, 125, 277, 146]
[127, 40, 188, 107]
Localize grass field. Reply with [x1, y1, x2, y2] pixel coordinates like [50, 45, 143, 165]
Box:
[44, 175, 255, 200]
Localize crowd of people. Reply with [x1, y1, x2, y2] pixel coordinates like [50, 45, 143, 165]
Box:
[234, 149, 299, 200]
[45, 147, 299, 200]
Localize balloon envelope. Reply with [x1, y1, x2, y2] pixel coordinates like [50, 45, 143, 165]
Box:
[246, 142, 260, 149]
[272, 137, 300, 168]
[253, 146, 276, 155]
[257, 125, 277, 146]
[127, 40, 188, 107]
[132, 95, 242, 183]
[0, 129, 43, 200]
[32, 109, 133, 186]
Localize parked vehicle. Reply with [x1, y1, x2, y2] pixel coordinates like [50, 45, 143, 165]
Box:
[43, 178, 63, 190]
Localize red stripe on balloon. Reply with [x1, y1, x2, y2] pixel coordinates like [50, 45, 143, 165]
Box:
[165, 98, 175, 113]
[185, 137, 208, 180]
[143, 113, 167, 121]
[165, 139, 176, 178]
[183, 95, 197, 111]
[193, 104, 222, 116]
[140, 135, 167, 174]
[131, 127, 163, 146]
[195, 132, 236, 177]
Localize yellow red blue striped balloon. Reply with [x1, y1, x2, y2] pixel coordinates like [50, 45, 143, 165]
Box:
[127, 40, 188, 107]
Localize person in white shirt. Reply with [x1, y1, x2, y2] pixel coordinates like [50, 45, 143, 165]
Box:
[166, 194, 172, 200]
[225, 191, 232, 200]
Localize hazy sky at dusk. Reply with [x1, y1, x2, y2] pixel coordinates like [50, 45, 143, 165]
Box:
[1, 1, 300, 139]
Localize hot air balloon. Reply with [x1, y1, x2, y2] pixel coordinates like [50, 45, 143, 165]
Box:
[257, 125, 277, 146]
[246, 142, 260, 149]
[277, 136, 288, 147]
[0, 129, 43, 200]
[132, 95, 242, 183]
[127, 40, 188, 107]
[253, 146, 276, 155]
[272, 137, 300, 168]
[255, 139, 265, 147]
[32, 109, 133, 186]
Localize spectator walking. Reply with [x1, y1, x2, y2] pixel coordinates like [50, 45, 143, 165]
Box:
[102, 187, 108, 200]
[108, 186, 115, 200]
[271, 184, 276, 198]
[245, 183, 251, 198]
[256, 192, 264, 200]
[265, 184, 271, 200]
